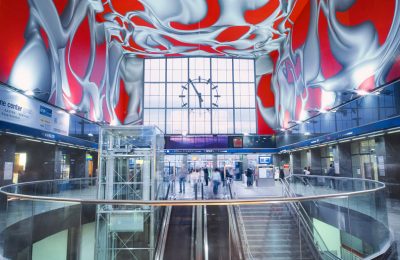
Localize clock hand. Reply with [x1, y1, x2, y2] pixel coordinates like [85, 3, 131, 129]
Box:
[188, 79, 204, 108]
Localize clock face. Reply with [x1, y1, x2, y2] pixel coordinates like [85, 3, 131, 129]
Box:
[180, 77, 219, 109]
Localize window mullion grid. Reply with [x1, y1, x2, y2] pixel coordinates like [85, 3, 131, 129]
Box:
[165, 58, 167, 134]
[210, 57, 213, 135]
[187, 58, 190, 134]
[232, 58, 236, 134]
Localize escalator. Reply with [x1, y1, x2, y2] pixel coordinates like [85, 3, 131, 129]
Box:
[206, 205, 230, 260]
[156, 182, 243, 260]
[163, 206, 194, 260]
[205, 183, 245, 260]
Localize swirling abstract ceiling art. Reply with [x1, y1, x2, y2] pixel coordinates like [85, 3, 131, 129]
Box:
[0, 0, 399, 133]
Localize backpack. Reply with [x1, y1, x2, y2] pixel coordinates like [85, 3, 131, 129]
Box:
[246, 168, 253, 177]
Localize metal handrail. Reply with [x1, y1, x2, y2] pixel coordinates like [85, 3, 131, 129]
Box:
[234, 203, 255, 260]
[0, 177, 386, 206]
[153, 181, 172, 260]
[281, 178, 340, 260]
[229, 183, 255, 260]
[154, 206, 171, 260]
[227, 183, 245, 260]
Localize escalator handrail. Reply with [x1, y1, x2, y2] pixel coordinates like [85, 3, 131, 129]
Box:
[154, 206, 172, 260]
[154, 181, 172, 260]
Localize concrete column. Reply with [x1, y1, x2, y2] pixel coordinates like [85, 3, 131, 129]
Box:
[300, 150, 309, 170]
[54, 146, 63, 179]
[379, 134, 400, 198]
[242, 155, 248, 172]
[70, 150, 87, 178]
[336, 143, 353, 177]
[290, 152, 301, 175]
[0, 135, 16, 209]
[0, 135, 16, 186]
[310, 148, 322, 175]
[273, 154, 289, 168]
[212, 154, 217, 169]
[22, 142, 57, 180]
[182, 154, 188, 169]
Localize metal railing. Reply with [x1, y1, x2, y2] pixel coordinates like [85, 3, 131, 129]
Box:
[0, 176, 392, 260]
[227, 182, 245, 260]
[228, 183, 255, 260]
[281, 177, 340, 260]
[0, 177, 386, 206]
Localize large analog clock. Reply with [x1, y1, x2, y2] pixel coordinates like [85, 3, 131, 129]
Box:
[179, 77, 220, 110]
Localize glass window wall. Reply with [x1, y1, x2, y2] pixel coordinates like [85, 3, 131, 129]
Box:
[144, 57, 256, 134]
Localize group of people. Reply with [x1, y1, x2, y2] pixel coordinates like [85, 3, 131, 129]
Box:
[301, 164, 338, 187]
[177, 167, 233, 196]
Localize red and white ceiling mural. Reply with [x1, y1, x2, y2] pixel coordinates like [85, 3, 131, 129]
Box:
[257, 0, 400, 133]
[0, 0, 400, 134]
[97, 0, 290, 57]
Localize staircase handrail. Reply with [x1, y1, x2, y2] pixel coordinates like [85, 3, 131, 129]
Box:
[281, 177, 340, 260]
[229, 183, 255, 260]
[227, 182, 246, 260]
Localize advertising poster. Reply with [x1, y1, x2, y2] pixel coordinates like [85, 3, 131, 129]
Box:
[3, 162, 13, 180]
[0, 88, 70, 136]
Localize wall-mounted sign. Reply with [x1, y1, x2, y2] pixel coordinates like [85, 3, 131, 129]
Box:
[259, 156, 272, 164]
[3, 162, 13, 180]
[0, 88, 70, 136]
[378, 156, 385, 177]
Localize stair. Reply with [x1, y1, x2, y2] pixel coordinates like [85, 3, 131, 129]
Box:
[238, 204, 316, 260]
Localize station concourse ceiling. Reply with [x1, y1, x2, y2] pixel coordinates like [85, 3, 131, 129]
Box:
[95, 0, 304, 58]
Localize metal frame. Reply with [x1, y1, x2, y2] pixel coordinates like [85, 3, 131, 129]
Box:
[143, 57, 257, 135]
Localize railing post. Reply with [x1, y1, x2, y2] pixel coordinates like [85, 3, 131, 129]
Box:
[201, 183, 204, 200]
[195, 182, 198, 200]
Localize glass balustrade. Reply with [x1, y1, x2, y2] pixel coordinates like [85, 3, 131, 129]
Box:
[0, 175, 393, 260]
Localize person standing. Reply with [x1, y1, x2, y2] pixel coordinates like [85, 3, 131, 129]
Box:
[179, 167, 187, 194]
[246, 167, 254, 187]
[203, 167, 209, 186]
[303, 167, 310, 185]
[279, 167, 285, 180]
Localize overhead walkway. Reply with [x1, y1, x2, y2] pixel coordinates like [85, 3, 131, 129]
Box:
[0, 175, 396, 260]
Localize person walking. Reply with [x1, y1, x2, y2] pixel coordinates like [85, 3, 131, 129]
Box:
[211, 168, 222, 195]
[327, 164, 335, 189]
[179, 167, 187, 194]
